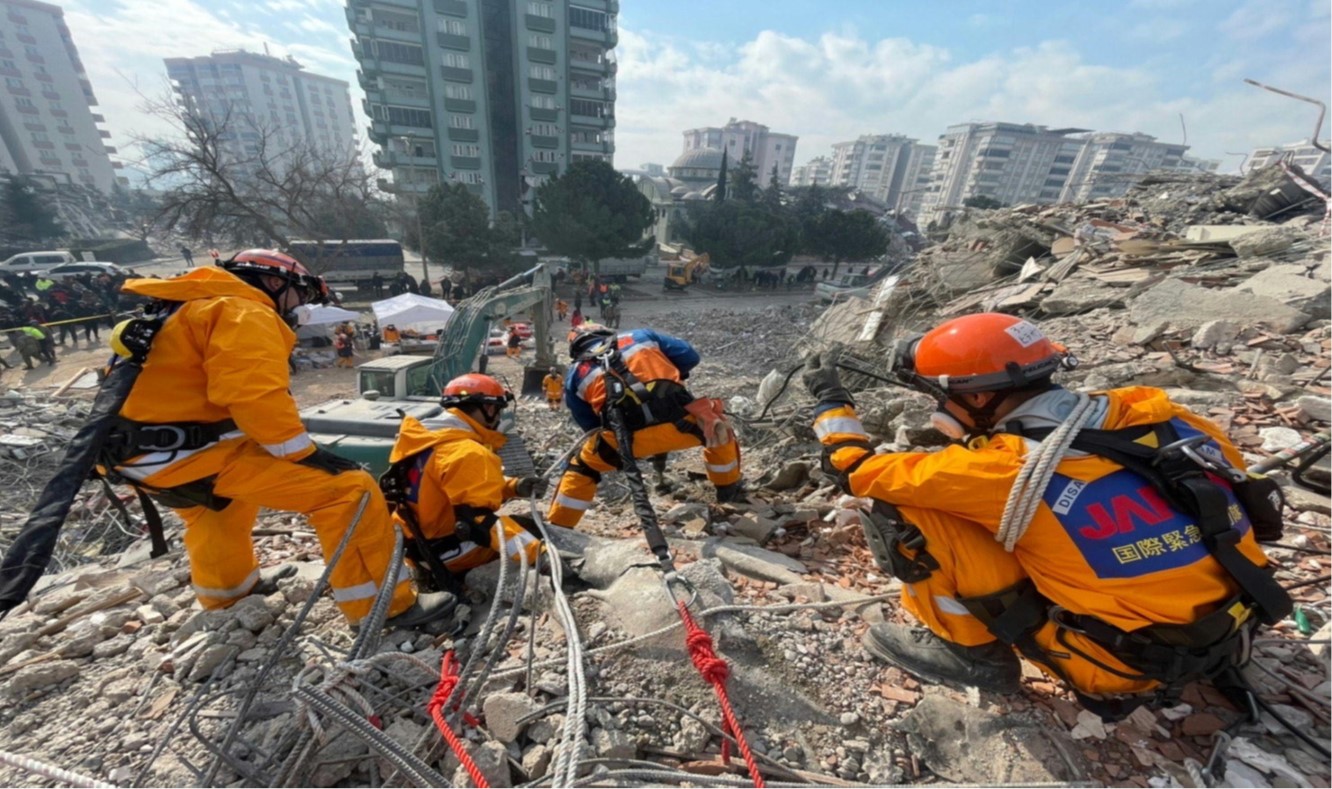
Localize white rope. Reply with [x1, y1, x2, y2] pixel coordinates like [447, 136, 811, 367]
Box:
[0, 748, 115, 788]
[996, 392, 1097, 552]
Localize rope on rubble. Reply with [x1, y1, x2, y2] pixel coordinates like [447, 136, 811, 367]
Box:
[427, 651, 491, 788]
[676, 600, 765, 788]
[0, 749, 115, 788]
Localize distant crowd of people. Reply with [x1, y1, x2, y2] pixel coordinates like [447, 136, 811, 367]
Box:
[0, 269, 142, 370]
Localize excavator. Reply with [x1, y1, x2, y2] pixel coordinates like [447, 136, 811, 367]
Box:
[299, 264, 556, 475]
[663, 251, 710, 290]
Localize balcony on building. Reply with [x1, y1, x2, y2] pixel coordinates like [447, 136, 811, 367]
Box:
[435, 0, 467, 17]
[451, 155, 482, 170]
[525, 14, 556, 33]
[444, 98, 476, 113]
[447, 126, 480, 142]
[372, 148, 438, 169]
[530, 161, 558, 175]
[529, 78, 557, 94]
[530, 134, 560, 149]
[441, 65, 473, 83]
[530, 106, 559, 123]
[527, 46, 557, 65]
[570, 80, 613, 102]
[438, 32, 470, 50]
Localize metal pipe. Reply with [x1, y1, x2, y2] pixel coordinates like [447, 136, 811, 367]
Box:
[1244, 79, 1330, 153]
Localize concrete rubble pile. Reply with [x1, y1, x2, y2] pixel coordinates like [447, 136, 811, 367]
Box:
[1, 164, 1330, 788]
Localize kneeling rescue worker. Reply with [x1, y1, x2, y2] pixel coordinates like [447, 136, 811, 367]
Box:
[382, 374, 545, 617]
[547, 324, 743, 528]
[803, 312, 1290, 719]
[101, 252, 447, 631]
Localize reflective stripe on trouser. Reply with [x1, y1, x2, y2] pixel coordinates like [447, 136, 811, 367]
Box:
[437, 515, 545, 574]
[163, 441, 416, 624]
[546, 418, 741, 528]
[894, 504, 1159, 696]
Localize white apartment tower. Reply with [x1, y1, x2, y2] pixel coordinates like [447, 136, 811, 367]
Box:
[829, 134, 936, 216]
[791, 155, 832, 187]
[0, 0, 121, 191]
[682, 118, 798, 185]
[165, 50, 357, 171]
[1248, 140, 1331, 186]
[1059, 131, 1189, 203]
[923, 122, 1089, 219]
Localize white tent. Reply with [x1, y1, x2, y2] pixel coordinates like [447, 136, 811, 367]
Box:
[296, 305, 363, 342]
[372, 293, 455, 335]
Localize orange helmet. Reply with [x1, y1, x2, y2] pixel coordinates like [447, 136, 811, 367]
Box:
[904, 313, 1075, 395]
[441, 373, 513, 410]
[222, 249, 329, 305]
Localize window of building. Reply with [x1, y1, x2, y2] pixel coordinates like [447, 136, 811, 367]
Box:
[0, 59, 15, 71]
[529, 65, 555, 80]
[532, 122, 558, 136]
[533, 149, 557, 162]
[30, 131, 48, 141]
[451, 143, 480, 157]
[439, 18, 466, 35]
[528, 33, 553, 49]
[372, 104, 433, 128]
[449, 114, 473, 129]
[374, 41, 425, 66]
[527, 2, 553, 18]
[569, 98, 606, 118]
[530, 94, 556, 109]
[443, 52, 470, 69]
[375, 8, 420, 33]
[455, 171, 482, 184]
[386, 76, 429, 99]
[569, 6, 607, 30]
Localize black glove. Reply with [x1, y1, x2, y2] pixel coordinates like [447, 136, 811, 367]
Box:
[802, 351, 854, 405]
[514, 476, 549, 498]
[297, 447, 363, 475]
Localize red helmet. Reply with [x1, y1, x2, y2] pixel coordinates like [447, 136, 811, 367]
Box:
[222, 249, 329, 305]
[441, 373, 513, 410]
[905, 313, 1075, 395]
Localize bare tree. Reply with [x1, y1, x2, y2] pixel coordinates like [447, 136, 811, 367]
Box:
[133, 91, 385, 257]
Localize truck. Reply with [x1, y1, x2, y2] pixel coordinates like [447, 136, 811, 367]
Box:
[299, 264, 556, 475]
[286, 239, 405, 292]
[595, 254, 651, 282]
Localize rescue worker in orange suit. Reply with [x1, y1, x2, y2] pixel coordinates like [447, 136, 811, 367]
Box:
[108, 251, 452, 632]
[803, 313, 1283, 719]
[542, 367, 564, 411]
[386, 374, 545, 596]
[547, 325, 743, 528]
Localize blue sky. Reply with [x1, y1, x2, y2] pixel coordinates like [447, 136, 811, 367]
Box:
[66, 0, 1331, 176]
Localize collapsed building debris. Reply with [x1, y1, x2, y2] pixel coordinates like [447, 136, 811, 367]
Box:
[0, 164, 1329, 788]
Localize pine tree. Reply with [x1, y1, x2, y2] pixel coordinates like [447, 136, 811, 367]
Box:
[714, 148, 728, 202]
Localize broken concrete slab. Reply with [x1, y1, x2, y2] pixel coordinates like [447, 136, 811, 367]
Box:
[702, 538, 808, 585]
[896, 694, 1090, 784]
[1235, 264, 1331, 320]
[1040, 277, 1128, 315]
[1129, 277, 1312, 334]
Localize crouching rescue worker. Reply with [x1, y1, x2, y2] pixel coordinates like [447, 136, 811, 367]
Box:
[383, 374, 545, 602]
[547, 324, 743, 528]
[101, 251, 450, 632]
[542, 367, 564, 411]
[803, 312, 1290, 719]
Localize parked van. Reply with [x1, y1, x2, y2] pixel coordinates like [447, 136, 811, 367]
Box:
[0, 250, 81, 274]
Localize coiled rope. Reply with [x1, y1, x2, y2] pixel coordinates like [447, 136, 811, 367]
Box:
[996, 392, 1096, 551]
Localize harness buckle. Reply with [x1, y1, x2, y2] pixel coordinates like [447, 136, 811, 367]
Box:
[1157, 434, 1245, 483]
[135, 425, 190, 452]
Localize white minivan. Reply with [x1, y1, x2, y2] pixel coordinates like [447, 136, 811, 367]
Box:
[0, 250, 81, 274]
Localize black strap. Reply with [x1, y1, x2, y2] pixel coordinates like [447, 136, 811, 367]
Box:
[109, 418, 240, 454]
[134, 488, 170, 558]
[604, 401, 675, 573]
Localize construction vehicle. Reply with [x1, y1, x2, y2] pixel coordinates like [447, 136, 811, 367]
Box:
[299, 264, 555, 475]
[663, 251, 710, 290]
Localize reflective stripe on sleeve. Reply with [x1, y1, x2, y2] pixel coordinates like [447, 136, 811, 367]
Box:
[813, 416, 868, 440]
[554, 493, 591, 511]
[263, 432, 314, 458]
[192, 568, 260, 600]
[934, 595, 973, 616]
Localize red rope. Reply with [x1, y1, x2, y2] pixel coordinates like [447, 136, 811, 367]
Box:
[426, 651, 491, 788]
[677, 600, 766, 787]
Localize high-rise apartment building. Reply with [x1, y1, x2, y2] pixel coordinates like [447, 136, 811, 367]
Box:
[348, 0, 618, 217]
[165, 50, 357, 173]
[1249, 140, 1331, 186]
[0, 0, 121, 191]
[922, 122, 1089, 220]
[681, 118, 798, 185]
[828, 134, 936, 216]
[1059, 131, 1189, 203]
[790, 155, 831, 187]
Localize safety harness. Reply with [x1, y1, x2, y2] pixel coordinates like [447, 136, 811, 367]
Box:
[583, 341, 702, 442]
[860, 420, 1292, 719]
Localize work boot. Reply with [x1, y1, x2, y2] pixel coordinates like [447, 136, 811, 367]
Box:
[250, 563, 297, 596]
[862, 623, 1021, 695]
[715, 481, 748, 504]
[383, 591, 458, 636]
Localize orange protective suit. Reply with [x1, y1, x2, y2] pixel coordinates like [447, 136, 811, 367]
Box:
[542, 373, 563, 409]
[547, 329, 741, 528]
[388, 412, 542, 574]
[114, 269, 414, 624]
[815, 386, 1270, 696]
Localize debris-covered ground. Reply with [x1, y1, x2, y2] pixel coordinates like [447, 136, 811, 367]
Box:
[1, 163, 1331, 787]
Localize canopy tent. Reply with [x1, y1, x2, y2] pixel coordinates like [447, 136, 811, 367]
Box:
[296, 305, 363, 342]
[372, 293, 455, 335]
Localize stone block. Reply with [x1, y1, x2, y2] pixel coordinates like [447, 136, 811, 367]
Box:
[1131, 278, 1311, 334]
